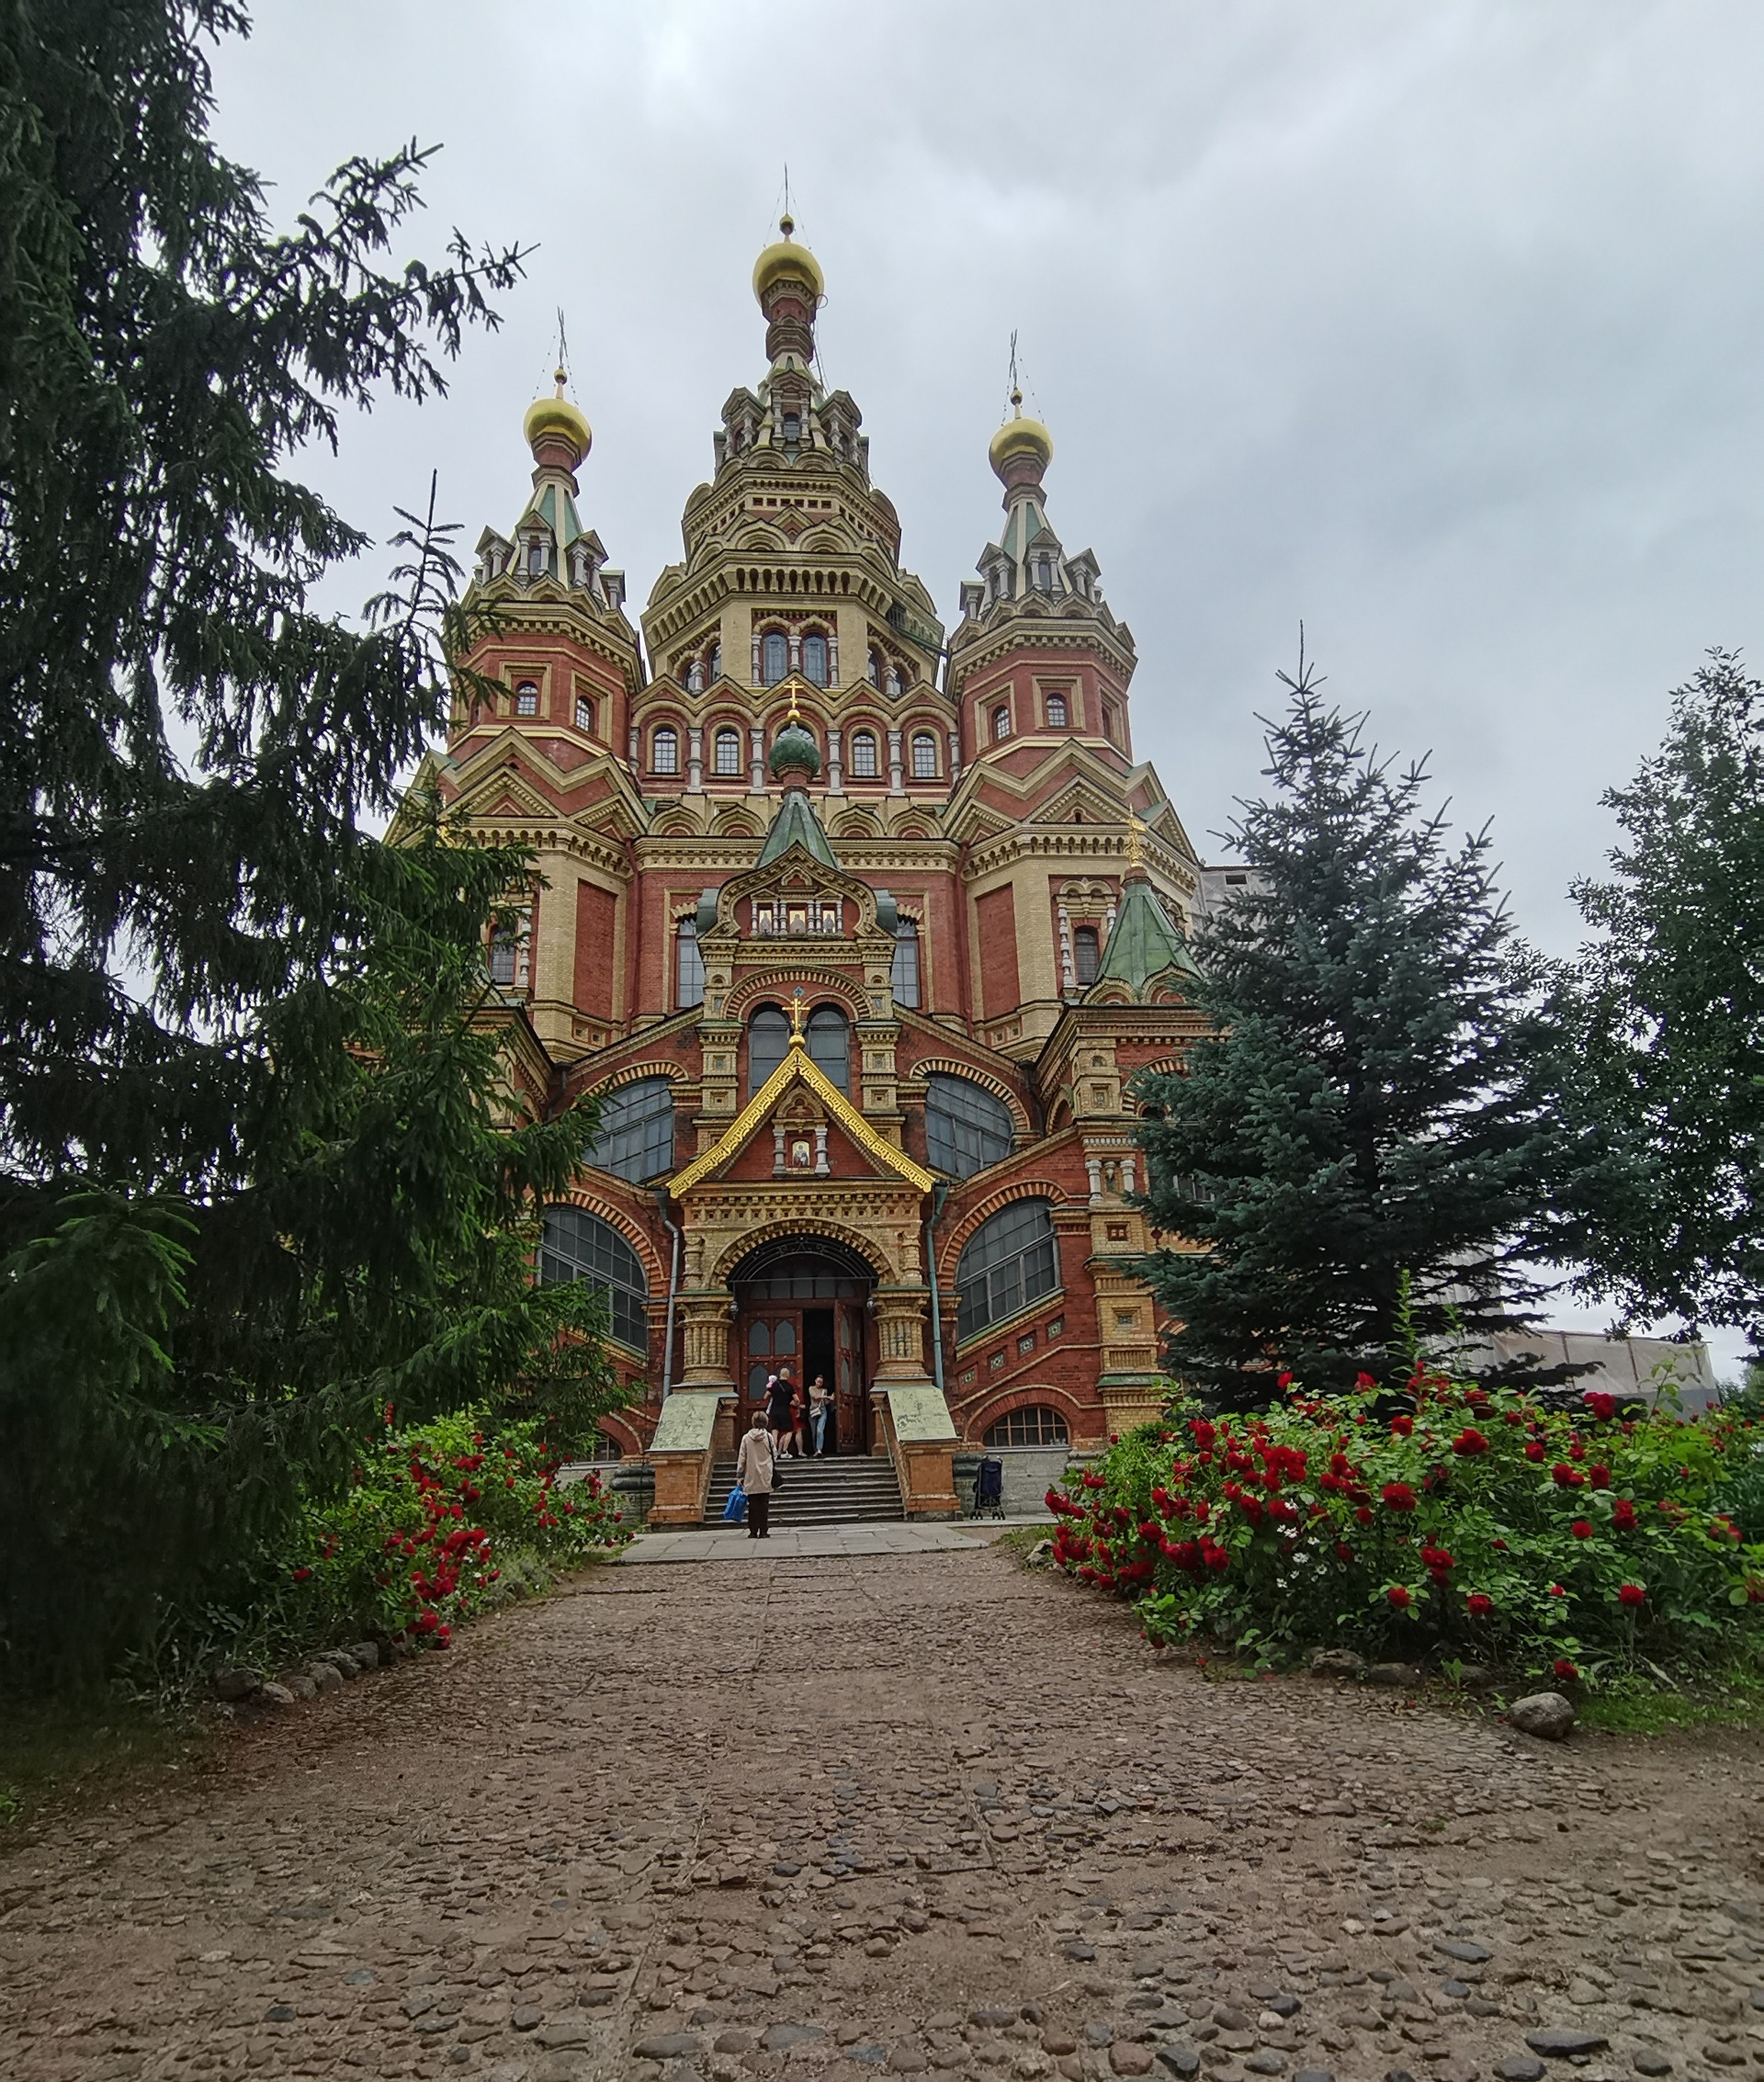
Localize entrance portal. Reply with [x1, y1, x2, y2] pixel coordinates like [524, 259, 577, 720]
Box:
[729, 1237, 875, 1454]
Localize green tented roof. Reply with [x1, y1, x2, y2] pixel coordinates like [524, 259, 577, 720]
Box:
[756, 788, 841, 870]
[1091, 875, 1203, 1000]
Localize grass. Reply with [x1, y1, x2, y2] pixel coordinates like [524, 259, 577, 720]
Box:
[999, 1522, 1057, 1562]
[0, 1695, 217, 1835]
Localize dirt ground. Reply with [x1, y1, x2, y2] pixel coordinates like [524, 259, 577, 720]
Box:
[3, 1539, 1763, 2082]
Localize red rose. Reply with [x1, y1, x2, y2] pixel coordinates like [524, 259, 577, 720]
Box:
[1452, 1428, 1490, 1456]
[1570, 1519, 1594, 1539]
[1334, 1541, 1354, 1561]
[1554, 1658, 1578, 1681]
[1419, 1545, 1453, 1571]
[1277, 1371, 1294, 1388]
[1552, 1464, 1586, 1488]
[1612, 1499, 1637, 1531]
[291, 1566, 311, 1583]
[1548, 1581, 1566, 1597]
[1355, 1506, 1374, 1526]
[1355, 1372, 1378, 1390]
[1466, 1592, 1493, 1616]
[1386, 1584, 1412, 1608]
[1381, 1482, 1418, 1512]
[1523, 1441, 1545, 1462]
[1617, 1583, 1645, 1607]
[1389, 1415, 1414, 1437]
[1584, 1390, 1617, 1420]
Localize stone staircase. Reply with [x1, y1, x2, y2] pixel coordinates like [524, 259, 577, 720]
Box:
[704, 1452, 904, 1529]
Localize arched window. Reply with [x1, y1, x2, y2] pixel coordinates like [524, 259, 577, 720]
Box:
[956, 1199, 1059, 1341]
[713, 728, 743, 776]
[925, 1074, 1014, 1179]
[866, 649, 882, 689]
[890, 918, 921, 1008]
[651, 725, 679, 775]
[574, 693, 594, 733]
[748, 1005, 790, 1095]
[539, 1206, 649, 1352]
[1074, 925, 1100, 986]
[802, 632, 829, 686]
[781, 411, 800, 443]
[676, 919, 704, 1009]
[1046, 692, 1068, 729]
[910, 732, 938, 780]
[707, 640, 721, 683]
[807, 1004, 850, 1093]
[761, 630, 788, 685]
[849, 730, 878, 778]
[515, 681, 539, 717]
[992, 704, 1012, 741]
[985, 1406, 1070, 1449]
[1035, 554, 1054, 594]
[583, 1077, 675, 1183]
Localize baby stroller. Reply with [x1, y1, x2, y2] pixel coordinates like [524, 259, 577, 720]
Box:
[969, 1455, 1005, 1521]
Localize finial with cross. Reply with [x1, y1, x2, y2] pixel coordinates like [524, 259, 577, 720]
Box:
[788, 987, 808, 1042]
[1127, 809, 1146, 870]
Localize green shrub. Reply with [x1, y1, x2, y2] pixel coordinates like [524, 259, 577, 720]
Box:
[1047, 1372, 1764, 1684]
[285, 1407, 630, 1649]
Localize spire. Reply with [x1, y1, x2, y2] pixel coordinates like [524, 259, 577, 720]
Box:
[1091, 850, 1202, 1001]
[752, 213, 824, 369]
[756, 786, 840, 870]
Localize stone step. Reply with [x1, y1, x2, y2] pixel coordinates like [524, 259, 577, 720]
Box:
[706, 1454, 903, 1526]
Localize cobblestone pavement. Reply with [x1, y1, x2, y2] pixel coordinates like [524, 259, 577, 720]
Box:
[5, 1541, 1764, 2082]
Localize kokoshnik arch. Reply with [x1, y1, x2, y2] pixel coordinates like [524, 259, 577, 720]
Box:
[396, 217, 1214, 1521]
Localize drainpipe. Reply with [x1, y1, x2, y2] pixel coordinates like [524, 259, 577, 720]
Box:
[926, 1182, 950, 1395]
[653, 1190, 684, 1400]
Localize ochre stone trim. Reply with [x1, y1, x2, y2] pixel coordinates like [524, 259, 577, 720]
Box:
[580, 1060, 688, 1101]
[907, 1055, 1034, 1138]
[708, 1212, 893, 1288]
[967, 1383, 1086, 1438]
[549, 1184, 670, 1290]
[937, 1176, 1071, 1284]
[721, 968, 873, 1026]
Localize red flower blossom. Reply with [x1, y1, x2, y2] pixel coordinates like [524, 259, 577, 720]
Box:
[1277, 1371, 1294, 1388]
[1419, 1545, 1454, 1572]
[1548, 1581, 1566, 1597]
[1466, 1592, 1494, 1616]
[1334, 1541, 1354, 1562]
[1355, 1372, 1378, 1390]
[1617, 1583, 1646, 1607]
[1381, 1482, 1418, 1512]
[1584, 1389, 1617, 1420]
[1612, 1498, 1637, 1532]
[1386, 1584, 1412, 1608]
[1552, 1464, 1586, 1488]
[1452, 1428, 1490, 1456]
[1523, 1441, 1545, 1463]
[1570, 1519, 1594, 1539]
[1589, 1465, 1611, 1489]
[1389, 1415, 1415, 1437]
[291, 1566, 311, 1583]
[1554, 1658, 1578, 1682]
[1355, 1505, 1374, 1526]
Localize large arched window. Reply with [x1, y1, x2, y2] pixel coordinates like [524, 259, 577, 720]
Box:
[986, 1406, 1069, 1448]
[849, 730, 878, 778]
[651, 725, 679, 775]
[802, 632, 829, 686]
[539, 1206, 649, 1352]
[713, 727, 743, 776]
[583, 1077, 675, 1183]
[956, 1198, 1058, 1341]
[807, 1005, 850, 1093]
[748, 1005, 790, 1094]
[910, 731, 938, 780]
[761, 630, 788, 685]
[925, 1073, 1014, 1178]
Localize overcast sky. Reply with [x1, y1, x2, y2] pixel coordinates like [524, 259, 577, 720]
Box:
[209, 1, 1763, 1366]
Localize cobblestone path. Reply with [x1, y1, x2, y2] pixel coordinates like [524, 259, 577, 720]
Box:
[4, 1540, 1764, 2082]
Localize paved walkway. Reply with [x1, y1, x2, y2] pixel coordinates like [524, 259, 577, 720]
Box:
[624, 1522, 1040, 1564]
[3, 1542, 1762, 2082]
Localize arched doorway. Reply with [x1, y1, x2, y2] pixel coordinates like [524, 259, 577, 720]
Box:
[729, 1236, 876, 1454]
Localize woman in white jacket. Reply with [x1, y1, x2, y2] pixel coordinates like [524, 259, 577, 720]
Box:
[734, 1409, 776, 1540]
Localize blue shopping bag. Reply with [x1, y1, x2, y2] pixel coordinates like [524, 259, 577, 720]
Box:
[722, 1485, 748, 1524]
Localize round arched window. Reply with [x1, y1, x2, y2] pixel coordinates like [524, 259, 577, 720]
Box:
[985, 1406, 1069, 1448]
[849, 730, 878, 778]
[538, 1206, 649, 1352]
[956, 1199, 1058, 1341]
[748, 1005, 790, 1095]
[651, 725, 679, 775]
[802, 632, 829, 686]
[925, 1074, 1014, 1178]
[714, 727, 743, 775]
[910, 732, 938, 780]
[807, 1005, 850, 1093]
[992, 705, 1012, 741]
[762, 630, 789, 685]
[582, 1077, 674, 1183]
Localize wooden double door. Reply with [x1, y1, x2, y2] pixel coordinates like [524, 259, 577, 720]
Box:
[741, 1297, 870, 1454]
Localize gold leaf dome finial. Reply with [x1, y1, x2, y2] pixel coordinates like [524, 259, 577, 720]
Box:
[523, 366, 592, 471]
[752, 214, 825, 308]
[989, 384, 1053, 485]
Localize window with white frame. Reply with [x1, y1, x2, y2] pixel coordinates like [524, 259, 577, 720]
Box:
[574, 693, 594, 732]
[713, 727, 742, 776]
[1046, 691, 1068, 728]
[910, 731, 937, 780]
[992, 704, 1012, 741]
[651, 725, 679, 775]
[849, 730, 878, 778]
[515, 681, 539, 717]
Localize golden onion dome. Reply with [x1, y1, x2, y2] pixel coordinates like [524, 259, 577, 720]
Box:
[989, 390, 1053, 480]
[523, 368, 592, 466]
[752, 215, 825, 307]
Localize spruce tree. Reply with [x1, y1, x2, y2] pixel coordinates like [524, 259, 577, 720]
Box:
[1556, 651, 1764, 1355]
[0, 4, 623, 1687]
[1136, 658, 1592, 1404]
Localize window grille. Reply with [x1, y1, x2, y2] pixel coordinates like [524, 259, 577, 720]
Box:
[956, 1198, 1059, 1341]
[910, 732, 937, 779]
[583, 1077, 675, 1183]
[985, 1406, 1070, 1448]
[652, 725, 679, 774]
[713, 728, 742, 775]
[1046, 692, 1068, 728]
[850, 730, 878, 777]
[574, 694, 594, 732]
[538, 1205, 649, 1352]
[925, 1073, 1013, 1179]
[515, 682, 539, 717]
[802, 633, 829, 685]
[992, 705, 1012, 741]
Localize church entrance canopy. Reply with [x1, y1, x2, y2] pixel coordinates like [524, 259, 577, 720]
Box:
[729, 1236, 874, 1454]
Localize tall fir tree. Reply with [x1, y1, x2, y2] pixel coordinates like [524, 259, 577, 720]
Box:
[1555, 651, 1764, 1356]
[0, 2, 624, 1688]
[1135, 658, 1599, 1404]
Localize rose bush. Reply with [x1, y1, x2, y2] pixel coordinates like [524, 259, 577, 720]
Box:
[1048, 1370, 1764, 1681]
[285, 1406, 629, 1649]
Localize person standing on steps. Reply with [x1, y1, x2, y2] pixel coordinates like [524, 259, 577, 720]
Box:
[808, 1373, 831, 1456]
[788, 1373, 809, 1460]
[736, 1409, 776, 1539]
[767, 1363, 795, 1457]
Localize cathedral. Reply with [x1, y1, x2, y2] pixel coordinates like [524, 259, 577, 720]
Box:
[406, 220, 1213, 1522]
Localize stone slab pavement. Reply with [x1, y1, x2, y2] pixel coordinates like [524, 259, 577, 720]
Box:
[3, 1536, 1763, 2082]
[623, 1524, 1041, 1564]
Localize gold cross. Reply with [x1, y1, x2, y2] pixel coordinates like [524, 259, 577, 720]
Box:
[788, 987, 808, 1041]
[1127, 809, 1145, 869]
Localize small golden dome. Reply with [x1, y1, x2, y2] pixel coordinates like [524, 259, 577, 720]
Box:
[989, 390, 1053, 480]
[523, 368, 591, 467]
[752, 215, 825, 307]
